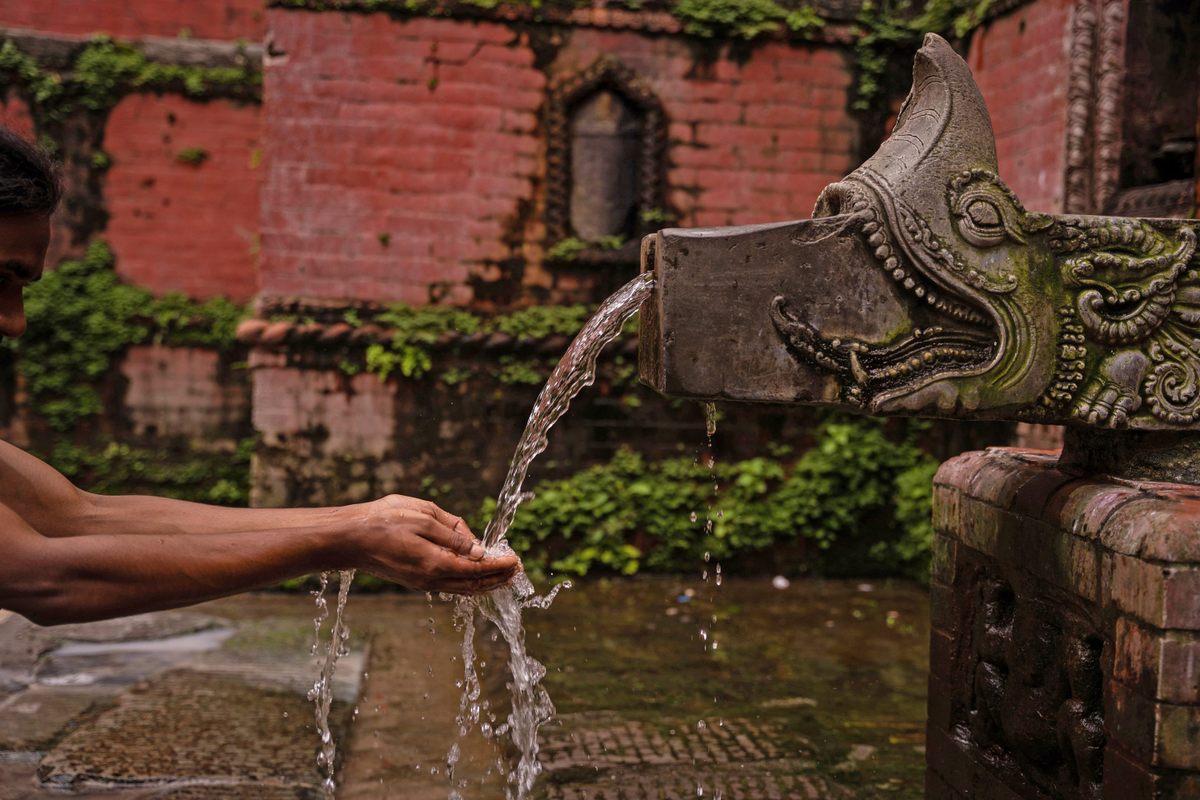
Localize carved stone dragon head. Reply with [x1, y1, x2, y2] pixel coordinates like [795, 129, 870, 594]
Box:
[639, 34, 1199, 430]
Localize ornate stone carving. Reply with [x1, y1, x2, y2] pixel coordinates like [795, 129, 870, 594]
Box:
[638, 34, 1200, 431]
[951, 567, 1106, 800]
[1065, 0, 1126, 215]
[544, 56, 667, 247]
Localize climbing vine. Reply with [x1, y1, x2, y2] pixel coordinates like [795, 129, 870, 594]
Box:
[0, 36, 260, 125]
[7, 241, 247, 431]
[337, 302, 596, 380]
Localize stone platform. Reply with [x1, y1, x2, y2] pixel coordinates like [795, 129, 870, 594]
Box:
[0, 602, 361, 800]
[928, 447, 1200, 800]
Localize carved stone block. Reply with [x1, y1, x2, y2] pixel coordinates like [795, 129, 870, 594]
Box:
[930, 448, 1200, 799]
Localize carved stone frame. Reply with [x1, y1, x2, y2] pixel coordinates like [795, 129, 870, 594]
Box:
[543, 56, 668, 252]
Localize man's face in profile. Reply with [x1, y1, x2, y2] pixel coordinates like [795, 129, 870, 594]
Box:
[0, 214, 50, 339]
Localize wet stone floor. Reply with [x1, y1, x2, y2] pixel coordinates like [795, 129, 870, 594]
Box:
[0, 578, 929, 799]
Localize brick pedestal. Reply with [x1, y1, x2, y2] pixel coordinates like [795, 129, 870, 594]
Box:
[927, 447, 1200, 800]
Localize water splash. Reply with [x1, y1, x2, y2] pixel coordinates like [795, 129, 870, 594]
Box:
[309, 568, 356, 799]
[452, 273, 655, 799]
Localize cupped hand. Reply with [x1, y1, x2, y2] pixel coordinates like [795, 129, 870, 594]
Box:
[352, 494, 520, 594]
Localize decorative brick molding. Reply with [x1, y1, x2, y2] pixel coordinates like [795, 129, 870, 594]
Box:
[928, 447, 1200, 800]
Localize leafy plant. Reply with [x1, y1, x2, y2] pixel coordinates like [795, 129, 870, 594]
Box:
[47, 437, 254, 505]
[11, 242, 247, 430]
[482, 417, 937, 581]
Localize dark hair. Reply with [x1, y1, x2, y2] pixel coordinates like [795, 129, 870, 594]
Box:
[0, 126, 61, 217]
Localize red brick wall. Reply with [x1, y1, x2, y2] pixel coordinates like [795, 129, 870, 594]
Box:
[261, 13, 542, 306]
[968, 0, 1073, 213]
[0, 0, 265, 42]
[0, 91, 33, 139]
[105, 94, 261, 301]
[260, 10, 858, 305]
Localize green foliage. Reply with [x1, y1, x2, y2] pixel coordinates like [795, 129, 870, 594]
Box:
[492, 305, 590, 339]
[147, 292, 247, 349]
[872, 458, 938, 582]
[46, 437, 254, 505]
[15, 242, 153, 430]
[0, 35, 261, 125]
[852, 0, 993, 111]
[175, 147, 209, 166]
[358, 302, 593, 382]
[673, 0, 789, 39]
[496, 356, 548, 385]
[11, 242, 247, 430]
[367, 304, 481, 380]
[545, 235, 624, 262]
[484, 417, 937, 580]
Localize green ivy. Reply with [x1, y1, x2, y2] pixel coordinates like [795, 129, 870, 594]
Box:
[365, 305, 481, 380]
[673, 0, 824, 40]
[0, 35, 261, 125]
[478, 416, 938, 580]
[353, 302, 601, 382]
[492, 305, 589, 339]
[852, 0, 993, 111]
[47, 437, 254, 505]
[9, 242, 248, 431]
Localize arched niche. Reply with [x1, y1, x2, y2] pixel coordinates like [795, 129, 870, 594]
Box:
[544, 57, 667, 258]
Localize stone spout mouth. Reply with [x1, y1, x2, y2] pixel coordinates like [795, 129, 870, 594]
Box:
[637, 215, 937, 405]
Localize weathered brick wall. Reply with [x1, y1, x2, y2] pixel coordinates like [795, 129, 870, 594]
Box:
[968, 0, 1074, 213]
[0, 0, 266, 41]
[105, 94, 261, 301]
[260, 9, 857, 307]
[928, 448, 1200, 799]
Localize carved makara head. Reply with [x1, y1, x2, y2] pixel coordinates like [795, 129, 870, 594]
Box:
[639, 34, 1200, 430]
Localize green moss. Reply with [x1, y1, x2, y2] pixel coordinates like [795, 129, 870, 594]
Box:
[175, 146, 209, 166]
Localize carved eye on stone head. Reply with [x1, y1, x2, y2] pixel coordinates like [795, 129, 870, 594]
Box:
[954, 192, 1024, 248]
[967, 200, 1001, 228]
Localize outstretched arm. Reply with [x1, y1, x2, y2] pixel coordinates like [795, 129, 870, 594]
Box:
[0, 440, 520, 625]
[0, 497, 518, 626]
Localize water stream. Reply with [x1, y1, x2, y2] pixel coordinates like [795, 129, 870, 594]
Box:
[309, 568, 356, 799]
[303, 273, 653, 799]
[450, 272, 656, 800]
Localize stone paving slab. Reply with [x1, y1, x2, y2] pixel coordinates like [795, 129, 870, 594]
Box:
[538, 713, 852, 800]
[0, 685, 114, 751]
[37, 669, 345, 795]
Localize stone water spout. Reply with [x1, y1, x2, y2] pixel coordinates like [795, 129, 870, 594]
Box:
[640, 34, 1200, 799]
[639, 33, 1200, 478]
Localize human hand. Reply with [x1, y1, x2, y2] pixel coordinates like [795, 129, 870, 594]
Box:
[351, 495, 520, 594]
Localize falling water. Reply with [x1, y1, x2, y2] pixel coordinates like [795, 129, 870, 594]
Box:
[450, 272, 656, 800]
[309, 568, 356, 799]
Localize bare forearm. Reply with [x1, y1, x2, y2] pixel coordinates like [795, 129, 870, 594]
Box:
[5, 516, 356, 625]
[75, 493, 356, 539]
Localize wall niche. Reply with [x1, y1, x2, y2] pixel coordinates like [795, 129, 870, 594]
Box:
[544, 57, 667, 267]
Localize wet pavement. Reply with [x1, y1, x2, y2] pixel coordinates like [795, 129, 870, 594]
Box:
[0, 578, 929, 799]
